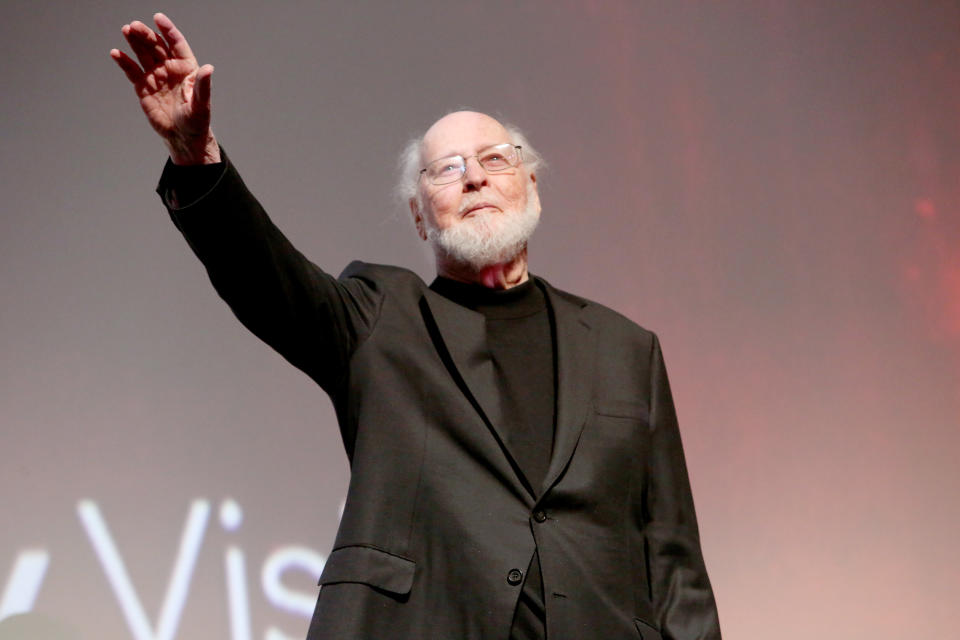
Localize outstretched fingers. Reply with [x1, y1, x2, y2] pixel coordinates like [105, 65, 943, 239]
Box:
[110, 48, 145, 85]
[153, 13, 196, 62]
[123, 20, 170, 71]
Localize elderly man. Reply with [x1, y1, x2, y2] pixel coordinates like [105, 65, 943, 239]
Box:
[112, 13, 721, 640]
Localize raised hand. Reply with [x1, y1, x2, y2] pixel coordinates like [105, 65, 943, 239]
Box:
[110, 13, 220, 165]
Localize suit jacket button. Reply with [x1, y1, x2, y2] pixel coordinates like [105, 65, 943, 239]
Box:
[533, 509, 547, 523]
[507, 568, 523, 585]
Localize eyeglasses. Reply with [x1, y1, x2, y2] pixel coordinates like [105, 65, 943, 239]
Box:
[419, 143, 523, 186]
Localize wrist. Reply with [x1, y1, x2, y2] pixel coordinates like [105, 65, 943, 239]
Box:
[166, 131, 221, 165]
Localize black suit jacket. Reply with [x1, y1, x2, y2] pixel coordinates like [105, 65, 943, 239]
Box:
[159, 152, 721, 640]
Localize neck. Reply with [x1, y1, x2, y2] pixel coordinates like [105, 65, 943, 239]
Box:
[437, 248, 529, 290]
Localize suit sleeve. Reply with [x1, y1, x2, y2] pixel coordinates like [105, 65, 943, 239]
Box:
[156, 148, 382, 396]
[645, 334, 721, 639]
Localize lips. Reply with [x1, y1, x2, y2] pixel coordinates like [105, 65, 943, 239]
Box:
[460, 202, 498, 217]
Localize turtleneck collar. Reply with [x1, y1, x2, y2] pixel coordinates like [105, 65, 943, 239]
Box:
[430, 275, 546, 320]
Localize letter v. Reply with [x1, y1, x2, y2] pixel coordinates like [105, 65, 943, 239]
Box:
[77, 499, 210, 640]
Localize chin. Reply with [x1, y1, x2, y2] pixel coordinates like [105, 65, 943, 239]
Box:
[429, 206, 539, 271]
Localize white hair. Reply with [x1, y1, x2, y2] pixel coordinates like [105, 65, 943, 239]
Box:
[423, 179, 541, 270]
[394, 117, 544, 211]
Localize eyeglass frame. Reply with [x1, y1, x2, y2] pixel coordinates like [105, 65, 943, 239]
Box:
[418, 143, 524, 186]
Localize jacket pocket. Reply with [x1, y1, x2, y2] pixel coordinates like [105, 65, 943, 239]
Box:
[633, 617, 663, 640]
[317, 545, 416, 595]
[595, 399, 649, 421]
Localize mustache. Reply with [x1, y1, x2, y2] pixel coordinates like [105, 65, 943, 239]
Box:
[458, 196, 497, 216]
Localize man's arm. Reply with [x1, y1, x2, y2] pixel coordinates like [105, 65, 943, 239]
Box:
[646, 334, 722, 639]
[112, 14, 381, 394]
[158, 149, 381, 394]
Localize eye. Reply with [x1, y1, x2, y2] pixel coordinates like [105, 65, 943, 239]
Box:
[428, 158, 463, 180]
[481, 152, 509, 169]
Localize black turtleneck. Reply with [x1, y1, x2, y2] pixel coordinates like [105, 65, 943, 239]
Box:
[430, 275, 555, 640]
[429, 276, 556, 490]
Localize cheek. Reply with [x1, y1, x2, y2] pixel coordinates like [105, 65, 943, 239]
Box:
[490, 172, 530, 206]
[500, 181, 528, 209]
[426, 189, 461, 228]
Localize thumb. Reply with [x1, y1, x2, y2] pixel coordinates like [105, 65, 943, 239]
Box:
[192, 64, 214, 120]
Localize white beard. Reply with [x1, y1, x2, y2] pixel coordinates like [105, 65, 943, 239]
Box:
[425, 183, 540, 271]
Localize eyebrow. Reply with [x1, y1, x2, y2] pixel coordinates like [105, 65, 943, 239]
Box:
[428, 141, 510, 162]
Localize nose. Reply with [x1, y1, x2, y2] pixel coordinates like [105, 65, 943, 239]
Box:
[462, 156, 487, 191]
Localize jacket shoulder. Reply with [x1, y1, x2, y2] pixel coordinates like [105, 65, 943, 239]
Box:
[538, 276, 657, 342]
[338, 261, 429, 298]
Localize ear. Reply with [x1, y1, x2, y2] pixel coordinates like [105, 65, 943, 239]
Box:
[409, 197, 428, 241]
[527, 172, 541, 215]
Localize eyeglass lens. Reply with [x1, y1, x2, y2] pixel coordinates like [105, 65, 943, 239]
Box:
[423, 144, 521, 185]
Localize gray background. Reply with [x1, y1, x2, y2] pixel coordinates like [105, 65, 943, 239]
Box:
[2, 1, 959, 638]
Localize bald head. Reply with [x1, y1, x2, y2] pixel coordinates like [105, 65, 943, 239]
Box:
[419, 111, 513, 171]
[395, 111, 543, 211]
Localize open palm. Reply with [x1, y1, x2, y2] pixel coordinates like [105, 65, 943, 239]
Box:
[111, 13, 219, 164]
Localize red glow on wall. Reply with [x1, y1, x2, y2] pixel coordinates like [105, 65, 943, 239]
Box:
[914, 198, 937, 220]
[941, 266, 960, 336]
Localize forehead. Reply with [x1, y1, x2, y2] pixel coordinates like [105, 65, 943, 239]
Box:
[421, 112, 511, 162]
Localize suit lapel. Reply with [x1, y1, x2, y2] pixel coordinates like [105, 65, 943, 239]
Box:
[538, 279, 596, 496]
[419, 279, 596, 500]
[419, 289, 535, 498]
[420, 288, 501, 427]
